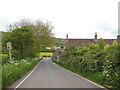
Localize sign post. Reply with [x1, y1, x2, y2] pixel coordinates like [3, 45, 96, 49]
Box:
[7, 42, 12, 60]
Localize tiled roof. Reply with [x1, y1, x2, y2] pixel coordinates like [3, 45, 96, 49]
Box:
[66, 39, 116, 46]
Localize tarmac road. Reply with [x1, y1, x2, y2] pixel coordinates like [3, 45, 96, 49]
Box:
[9, 57, 106, 89]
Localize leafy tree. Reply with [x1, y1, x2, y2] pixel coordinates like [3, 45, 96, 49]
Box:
[8, 18, 32, 31]
[31, 20, 55, 51]
[98, 39, 106, 49]
[7, 19, 55, 52]
[2, 19, 56, 59]
[5, 26, 35, 59]
[54, 38, 65, 48]
[1, 31, 10, 53]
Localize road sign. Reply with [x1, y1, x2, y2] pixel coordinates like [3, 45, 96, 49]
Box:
[7, 42, 12, 49]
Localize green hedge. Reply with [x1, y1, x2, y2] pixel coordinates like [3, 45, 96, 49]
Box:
[53, 40, 120, 89]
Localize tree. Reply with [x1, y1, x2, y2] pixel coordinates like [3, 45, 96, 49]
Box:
[8, 19, 55, 52]
[6, 26, 35, 59]
[2, 19, 56, 59]
[32, 20, 55, 49]
[1, 31, 10, 53]
[98, 39, 106, 49]
[8, 18, 32, 31]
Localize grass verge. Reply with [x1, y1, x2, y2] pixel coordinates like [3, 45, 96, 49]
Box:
[2, 57, 42, 88]
[52, 59, 114, 89]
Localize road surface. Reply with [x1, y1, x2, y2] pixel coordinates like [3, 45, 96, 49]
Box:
[9, 57, 106, 89]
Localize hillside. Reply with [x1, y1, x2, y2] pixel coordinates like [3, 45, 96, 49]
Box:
[54, 38, 66, 48]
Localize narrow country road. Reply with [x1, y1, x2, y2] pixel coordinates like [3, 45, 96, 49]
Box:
[9, 58, 106, 89]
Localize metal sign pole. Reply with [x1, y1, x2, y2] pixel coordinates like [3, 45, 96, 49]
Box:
[9, 49, 12, 61]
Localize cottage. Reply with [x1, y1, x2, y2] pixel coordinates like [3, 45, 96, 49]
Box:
[65, 32, 120, 47]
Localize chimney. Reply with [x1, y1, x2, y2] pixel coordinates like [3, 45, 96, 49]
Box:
[94, 32, 98, 42]
[117, 35, 120, 43]
[95, 32, 97, 39]
[66, 33, 68, 41]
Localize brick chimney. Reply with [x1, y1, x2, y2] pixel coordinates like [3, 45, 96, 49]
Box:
[117, 35, 120, 42]
[95, 32, 97, 39]
[94, 32, 98, 42]
[66, 33, 68, 41]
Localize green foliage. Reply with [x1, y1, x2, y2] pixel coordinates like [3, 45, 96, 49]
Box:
[103, 41, 120, 88]
[53, 40, 120, 89]
[1, 31, 10, 53]
[54, 38, 65, 48]
[1, 19, 55, 89]
[2, 19, 55, 59]
[98, 38, 106, 49]
[1, 54, 8, 65]
[39, 45, 55, 52]
[5, 26, 35, 59]
[2, 57, 41, 88]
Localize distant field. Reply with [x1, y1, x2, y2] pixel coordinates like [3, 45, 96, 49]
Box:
[0, 54, 8, 57]
[38, 52, 53, 57]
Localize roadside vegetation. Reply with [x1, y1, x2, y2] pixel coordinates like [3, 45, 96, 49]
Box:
[53, 39, 120, 89]
[2, 57, 41, 88]
[54, 38, 65, 48]
[2, 19, 55, 88]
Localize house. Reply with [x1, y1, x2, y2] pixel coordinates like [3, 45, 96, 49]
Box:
[65, 32, 120, 47]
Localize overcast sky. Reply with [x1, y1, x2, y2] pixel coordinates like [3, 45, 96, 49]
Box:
[0, 0, 119, 39]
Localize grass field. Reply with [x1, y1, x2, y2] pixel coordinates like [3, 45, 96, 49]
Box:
[0, 54, 8, 57]
[1, 54, 8, 64]
[38, 52, 53, 57]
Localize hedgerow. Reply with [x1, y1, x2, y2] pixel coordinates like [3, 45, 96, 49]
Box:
[53, 39, 120, 89]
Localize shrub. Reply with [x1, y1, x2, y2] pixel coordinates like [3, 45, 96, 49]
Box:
[2, 57, 41, 88]
[54, 40, 120, 89]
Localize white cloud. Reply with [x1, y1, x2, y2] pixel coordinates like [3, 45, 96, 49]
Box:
[0, 0, 119, 39]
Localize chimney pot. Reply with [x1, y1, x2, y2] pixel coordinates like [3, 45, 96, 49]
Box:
[117, 35, 120, 42]
[66, 33, 68, 40]
[95, 32, 97, 39]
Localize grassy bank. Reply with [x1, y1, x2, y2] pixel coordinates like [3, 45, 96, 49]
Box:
[2, 57, 42, 88]
[52, 40, 120, 89]
[0, 68, 2, 90]
[1, 54, 8, 65]
[52, 59, 107, 88]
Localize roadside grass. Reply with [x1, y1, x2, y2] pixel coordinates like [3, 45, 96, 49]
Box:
[0, 54, 8, 57]
[1, 54, 8, 65]
[37, 52, 53, 57]
[0, 68, 2, 90]
[2, 57, 42, 88]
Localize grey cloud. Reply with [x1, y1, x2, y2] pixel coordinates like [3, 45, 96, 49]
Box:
[96, 22, 117, 32]
[0, 17, 14, 31]
[110, 29, 118, 38]
[96, 22, 118, 38]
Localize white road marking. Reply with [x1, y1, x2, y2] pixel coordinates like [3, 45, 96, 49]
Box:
[52, 61, 108, 89]
[13, 58, 108, 89]
[14, 60, 41, 90]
